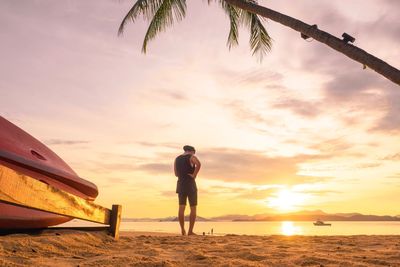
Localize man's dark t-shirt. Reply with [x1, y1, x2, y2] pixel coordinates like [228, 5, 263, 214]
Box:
[175, 154, 197, 194]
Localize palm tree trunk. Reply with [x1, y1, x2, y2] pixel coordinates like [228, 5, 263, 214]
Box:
[225, 0, 400, 86]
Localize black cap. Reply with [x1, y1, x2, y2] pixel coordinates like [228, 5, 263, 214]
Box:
[183, 145, 195, 152]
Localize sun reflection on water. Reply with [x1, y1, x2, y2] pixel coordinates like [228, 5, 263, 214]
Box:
[280, 221, 302, 236]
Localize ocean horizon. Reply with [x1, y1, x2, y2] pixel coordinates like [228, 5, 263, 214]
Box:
[61, 220, 400, 236]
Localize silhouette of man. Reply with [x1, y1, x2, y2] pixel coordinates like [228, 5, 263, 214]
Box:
[174, 145, 201, 235]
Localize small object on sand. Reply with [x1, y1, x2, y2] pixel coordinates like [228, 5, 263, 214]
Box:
[203, 232, 205, 236]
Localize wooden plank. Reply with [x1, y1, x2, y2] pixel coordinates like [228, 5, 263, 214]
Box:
[0, 164, 111, 224]
[109, 204, 122, 240]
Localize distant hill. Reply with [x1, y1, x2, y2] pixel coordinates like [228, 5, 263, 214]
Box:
[158, 216, 177, 222]
[227, 210, 400, 222]
[159, 215, 210, 222]
[122, 210, 400, 222]
[123, 216, 210, 222]
[333, 212, 362, 217]
[232, 214, 400, 221]
[210, 214, 253, 221]
[122, 218, 160, 222]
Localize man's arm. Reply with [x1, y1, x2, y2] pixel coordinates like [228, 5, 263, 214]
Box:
[174, 158, 178, 177]
[190, 155, 201, 179]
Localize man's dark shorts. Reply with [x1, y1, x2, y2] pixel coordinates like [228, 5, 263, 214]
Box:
[176, 177, 197, 206]
[178, 191, 197, 206]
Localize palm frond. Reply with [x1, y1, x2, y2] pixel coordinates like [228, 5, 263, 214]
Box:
[119, 0, 272, 60]
[222, 3, 240, 49]
[246, 12, 272, 61]
[238, 1, 272, 61]
[141, 0, 186, 53]
[213, 0, 272, 60]
[118, 0, 165, 35]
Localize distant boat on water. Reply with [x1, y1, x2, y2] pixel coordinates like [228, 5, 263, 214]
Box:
[313, 220, 332, 226]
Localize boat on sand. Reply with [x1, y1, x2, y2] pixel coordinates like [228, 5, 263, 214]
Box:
[0, 116, 98, 229]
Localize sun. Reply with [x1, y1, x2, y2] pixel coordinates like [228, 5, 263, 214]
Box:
[267, 189, 307, 212]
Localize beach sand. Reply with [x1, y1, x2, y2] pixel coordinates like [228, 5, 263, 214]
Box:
[1, 229, 399, 266]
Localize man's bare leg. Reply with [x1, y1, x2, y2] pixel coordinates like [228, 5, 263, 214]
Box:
[178, 205, 186, 235]
[188, 205, 197, 235]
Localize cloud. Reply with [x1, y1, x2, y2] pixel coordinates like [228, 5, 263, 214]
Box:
[198, 148, 330, 184]
[370, 88, 400, 132]
[142, 88, 190, 103]
[119, 145, 338, 185]
[355, 162, 381, 169]
[136, 163, 173, 174]
[308, 138, 356, 156]
[272, 98, 322, 118]
[300, 189, 340, 196]
[158, 90, 188, 101]
[324, 70, 386, 100]
[110, 144, 331, 185]
[215, 67, 284, 89]
[289, 1, 399, 133]
[235, 187, 278, 200]
[224, 100, 269, 124]
[160, 186, 277, 201]
[88, 162, 137, 173]
[136, 141, 180, 149]
[386, 173, 400, 179]
[382, 153, 400, 161]
[294, 34, 397, 133]
[236, 70, 284, 88]
[299, 40, 390, 102]
[197, 184, 340, 202]
[107, 177, 126, 183]
[44, 139, 90, 145]
[361, 5, 400, 44]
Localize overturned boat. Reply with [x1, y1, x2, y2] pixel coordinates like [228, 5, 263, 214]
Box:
[0, 116, 98, 228]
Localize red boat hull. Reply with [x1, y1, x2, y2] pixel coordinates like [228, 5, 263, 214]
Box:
[0, 116, 98, 229]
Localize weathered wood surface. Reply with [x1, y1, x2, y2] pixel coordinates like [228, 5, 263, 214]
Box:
[110, 204, 122, 240]
[0, 164, 111, 224]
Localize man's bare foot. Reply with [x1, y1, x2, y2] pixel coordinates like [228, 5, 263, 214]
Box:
[181, 229, 186, 236]
[188, 232, 197, 236]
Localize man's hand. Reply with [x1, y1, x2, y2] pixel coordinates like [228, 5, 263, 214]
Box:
[188, 173, 196, 179]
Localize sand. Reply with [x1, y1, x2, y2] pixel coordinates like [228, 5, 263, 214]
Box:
[0, 229, 399, 266]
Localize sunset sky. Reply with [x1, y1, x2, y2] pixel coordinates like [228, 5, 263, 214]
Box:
[0, 0, 399, 218]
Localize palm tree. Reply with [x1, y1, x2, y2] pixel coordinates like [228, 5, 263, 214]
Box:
[118, 0, 400, 86]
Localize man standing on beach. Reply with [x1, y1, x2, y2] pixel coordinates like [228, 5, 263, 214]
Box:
[174, 145, 201, 236]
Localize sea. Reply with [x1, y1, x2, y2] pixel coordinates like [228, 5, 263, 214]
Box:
[60, 220, 400, 236]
